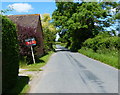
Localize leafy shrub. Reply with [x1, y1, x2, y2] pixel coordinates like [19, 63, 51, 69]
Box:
[83, 34, 119, 52]
[41, 14, 56, 53]
[17, 24, 43, 64]
[2, 15, 19, 93]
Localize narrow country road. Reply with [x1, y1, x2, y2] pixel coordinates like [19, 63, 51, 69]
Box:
[29, 45, 118, 93]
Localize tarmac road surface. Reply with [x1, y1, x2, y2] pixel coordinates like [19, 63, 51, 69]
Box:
[29, 45, 118, 93]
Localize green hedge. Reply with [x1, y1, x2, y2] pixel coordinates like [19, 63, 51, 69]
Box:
[2, 15, 19, 93]
[83, 34, 119, 52]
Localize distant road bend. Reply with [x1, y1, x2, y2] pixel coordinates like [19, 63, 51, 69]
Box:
[29, 45, 118, 93]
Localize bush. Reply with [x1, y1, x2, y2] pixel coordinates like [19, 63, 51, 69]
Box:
[2, 15, 19, 93]
[79, 34, 119, 69]
[83, 34, 119, 52]
[17, 24, 44, 64]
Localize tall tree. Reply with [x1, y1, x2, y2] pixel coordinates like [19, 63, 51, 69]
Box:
[41, 14, 57, 53]
[52, 2, 79, 49]
[52, 1, 119, 51]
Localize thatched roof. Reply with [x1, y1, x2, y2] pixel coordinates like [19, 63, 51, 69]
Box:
[7, 14, 41, 29]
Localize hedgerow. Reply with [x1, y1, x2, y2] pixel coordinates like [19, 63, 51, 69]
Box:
[79, 34, 119, 68]
[2, 15, 19, 93]
[83, 34, 119, 52]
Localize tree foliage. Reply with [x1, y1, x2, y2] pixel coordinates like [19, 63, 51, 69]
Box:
[41, 14, 57, 53]
[17, 24, 43, 64]
[52, 2, 119, 51]
[83, 33, 119, 53]
[2, 15, 19, 93]
[115, 12, 120, 19]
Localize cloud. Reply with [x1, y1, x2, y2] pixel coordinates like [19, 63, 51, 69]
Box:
[8, 3, 33, 13]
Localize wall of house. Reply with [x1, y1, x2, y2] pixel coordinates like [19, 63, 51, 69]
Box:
[7, 15, 45, 58]
[36, 19, 44, 57]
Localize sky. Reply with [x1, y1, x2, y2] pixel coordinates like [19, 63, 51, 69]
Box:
[1, 1, 119, 36]
[1, 2, 60, 40]
[2, 2, 57, 17]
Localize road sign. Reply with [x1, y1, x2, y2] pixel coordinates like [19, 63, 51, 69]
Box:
[25, 38, 36, 46]
[25, 38, 36, 64]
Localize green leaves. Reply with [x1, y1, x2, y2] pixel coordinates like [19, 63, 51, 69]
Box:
[2, 15, 19, 93]
[41, 14, 57, 53]
[83, 34, 119, 52]
[115, 12, 120, 19]
[52, 2, 119, 51]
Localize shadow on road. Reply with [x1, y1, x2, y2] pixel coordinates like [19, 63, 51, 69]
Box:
[35, 58, 45, 63]
[2, 76, 30, 95]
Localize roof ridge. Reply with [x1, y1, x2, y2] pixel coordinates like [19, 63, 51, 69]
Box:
[7, 14, 40, 29]
[8, 14, 40, 16]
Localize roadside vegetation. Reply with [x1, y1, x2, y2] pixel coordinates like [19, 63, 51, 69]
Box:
[7, 76, 30, 94]
[78, 33, 119, 69]
[1, 11, 56, 94]
[41, 14, 57, 53]
[79, 48, 118, 68]
[2, 15, 19, 94]
[1, 1, 120, 95]
[20, 51, 54, 71]
[1, 12, 19, 94]
[13, 14, 56, 94]
[52, 2, 119, 51]
[9, 51, 54, 94]
[52, 2, 119, 69]
[11, 14, 56, 94]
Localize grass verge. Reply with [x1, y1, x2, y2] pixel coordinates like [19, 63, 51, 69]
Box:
[78, 48, 119, 69]
[20, 51, 54, 71]
[10, 51, 54, 94]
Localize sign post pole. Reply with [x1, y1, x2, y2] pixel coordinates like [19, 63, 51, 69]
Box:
[25, 38, 36, 64]
[31, 46, 35, 64]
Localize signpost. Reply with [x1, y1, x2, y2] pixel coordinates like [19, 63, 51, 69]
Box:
[25, 38, 36, 64]
[31, 46, 35, 64]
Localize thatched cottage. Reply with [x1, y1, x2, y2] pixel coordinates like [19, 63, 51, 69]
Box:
[7, 14, 44, 57]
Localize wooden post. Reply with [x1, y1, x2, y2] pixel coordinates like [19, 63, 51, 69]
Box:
[31, 46, 35, 64]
